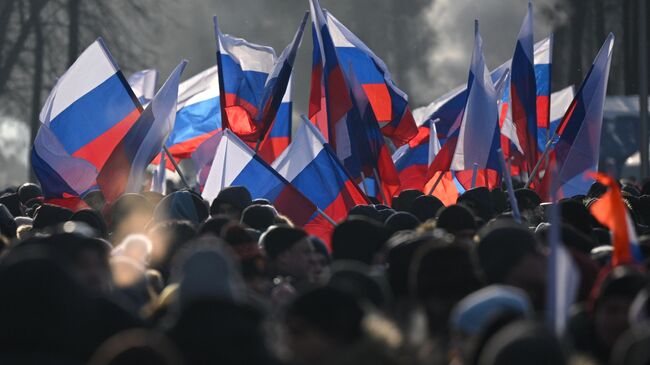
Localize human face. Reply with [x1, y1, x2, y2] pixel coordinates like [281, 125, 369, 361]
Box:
[282, 238, 314, 281]
[504, 253, 547, 311]
[309, 251, 329, 285]
[217, 203, 241, 220]
[594, 296, 634, 349]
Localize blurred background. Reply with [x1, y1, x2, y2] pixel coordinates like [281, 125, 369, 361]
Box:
[0, 0, 646, 187]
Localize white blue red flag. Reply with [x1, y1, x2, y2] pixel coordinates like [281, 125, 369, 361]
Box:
[429, 21, 501, 189]
[201, 129, 319, 228]
[38, 38, 141, 171]
[321, 10, 417, 146]
[31, 124, 98, 206]
[510, 2, 539, 174]
[272, 117, 368, 244]
[213, 16, 277, 143]
[540, 34, 615, 198]
[97, 61, 187, 202]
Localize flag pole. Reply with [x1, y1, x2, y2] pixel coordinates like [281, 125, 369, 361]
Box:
[359, 171, 370, 195]
[498, 149, 521, 223]
[163, 146, 190, 190]
[117, 68, 192, 191]
[213, 16, 230, 131]
[372, 168, 389, 204]
[639, 0, 649, 180]
[426, 172, 445, 196]
[470, 163, 479, 188]
[524, 135, 555, 188]
[316, 207, 337, 226]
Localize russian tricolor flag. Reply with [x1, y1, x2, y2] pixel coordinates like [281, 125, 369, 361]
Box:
[308, 0, 354, 152]
[39, 38, 141, 171]
[31, 123, 98, 203]
[272, 117, 368, 228]
[541, 34, 615, 198]
[429, 21, 501, 189]
[253, 13, 307, 163]
[510, 2, 539, 174]
[321, 9, 417, 146]
[162, 66, 222, 160]
[214, 19, 277, 143]
[97, 61, 187, 202]
[201, 129, 319, 228]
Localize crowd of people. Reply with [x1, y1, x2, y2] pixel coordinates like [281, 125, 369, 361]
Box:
[0, 179, 649, 365]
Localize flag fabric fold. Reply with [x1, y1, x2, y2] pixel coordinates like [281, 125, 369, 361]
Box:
[98, 60, 187, 202]
[39, 38, 141, 171]
[128, 69, 158, 106]
[589, 173, 644, 266]
[540, 34, 615, 198]
[429, 21, 501, 190]
[201, 129, 320, 228]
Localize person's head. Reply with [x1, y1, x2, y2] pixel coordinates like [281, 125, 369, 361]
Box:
[348, 204, 383, 223]
[209, 186, 252, 220]
[17, 183, 43, 205]
[240, 204, 277, 232]
[436, 204, 477, 238]
[153, 190, 209, 226]
[113, 234, 153, 266]
[284, 286, 365, 364]
[477, 225, 546, 311]
[261, 226, 312, 281]
[70, 209, 108, 238]
[32, 204, 73, 231]
[331, 217, 391, 265]
[0, 204, 17, 239]
[87, 329, 183, 365]
[309, 236, 330, 285]
[514, 189, 543, 226]
[386, 232, 427, 300]
[410, 238, 483, 337]
[409, 195, 444, 223]
[109, 194, 154, 243]
[476, 321, 566, 365]
[147, 220, 197, 282]
[591, 266, 647, 350]
[385, 211, 420, 233]
[167, 299, 273, 365]
[19, 230, 113, 295]
[393, 189, 424, 212]
[458, 187, 494, 223]
[198, 215, 233, 237]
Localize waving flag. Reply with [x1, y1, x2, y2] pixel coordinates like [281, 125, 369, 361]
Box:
[273, 117, 367, 243]
[323, 10, 417, 146]
[128, 69, 158, 106]
[429, 21, 501, 189]
[540, 34, 615, 198]
[214, 17, 277, 143]
[590, 173, 644, 266]
[31, 124, 98, 207]
[308, 0, 354, 154]
[254, 13, 307, 158]
[510, 2, 538, 173]
[201, 129, 319, 227]
[257, 77, 293, 164]
[345, 65, 401, 204]
[163, 66, 222, 160]
[39, 38, 141, 171]
[98, 61, 187, 202]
